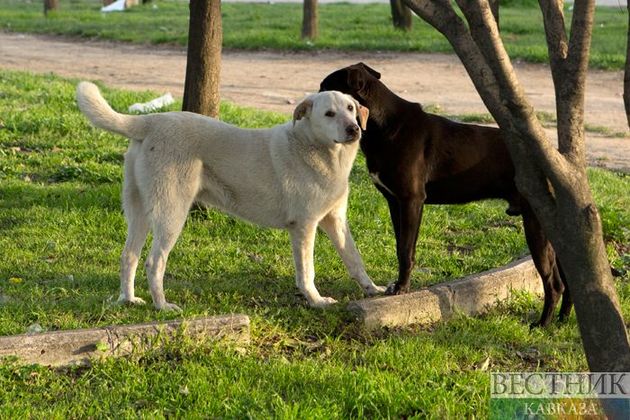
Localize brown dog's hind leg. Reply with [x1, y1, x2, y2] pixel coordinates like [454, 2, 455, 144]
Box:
[556, 258, 573, 322]
[522, 206, 564, 328]
[505, 193, 522, 216]
[385, 197, 425, 295]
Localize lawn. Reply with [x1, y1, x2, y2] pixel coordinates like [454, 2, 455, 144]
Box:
[0, 0, 627, 70]
[0, 70, 628, 417]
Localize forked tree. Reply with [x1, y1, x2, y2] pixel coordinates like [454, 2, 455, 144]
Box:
[402, 0, 629, 373]
[183, 0, 222, 118]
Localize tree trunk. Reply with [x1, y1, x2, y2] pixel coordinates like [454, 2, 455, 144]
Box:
[390, 0, 413, 31]
[624, 1, 630, 129]
[302, 0, 318, 40]
[182, 0, 222, 118]
[43, 0, 59, 16]
[401, 0, 630, 376]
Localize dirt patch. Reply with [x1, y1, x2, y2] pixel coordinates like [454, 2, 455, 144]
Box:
[1, 31, 628, 171]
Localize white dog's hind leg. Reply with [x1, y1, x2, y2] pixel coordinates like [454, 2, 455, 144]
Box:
[290, 223, 337, 307]
[119, 215, 149, 305]
[144, 203, 191, 312]
[119, 156, 149, 305]
[319, 208, 386, 296]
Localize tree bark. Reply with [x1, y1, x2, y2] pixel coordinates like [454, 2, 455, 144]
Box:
[624, 1, 630, 129]
[44, 0, 59, 16]
[402, 0, 629, 374]
[182, 0, 222, 118]
[390, 0, 413, 31]
[302, 0, 318, 40]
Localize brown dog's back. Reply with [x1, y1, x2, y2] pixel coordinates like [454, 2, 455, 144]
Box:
[421, 113, 518, 208]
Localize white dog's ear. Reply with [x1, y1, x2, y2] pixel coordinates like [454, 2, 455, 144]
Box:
[355, 100, 369, 131]
[292, 99, 313, 126]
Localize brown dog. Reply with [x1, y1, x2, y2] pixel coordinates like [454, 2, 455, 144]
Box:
[320, 63, 571, 327]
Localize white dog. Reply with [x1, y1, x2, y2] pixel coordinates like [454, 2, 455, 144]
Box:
[76, 82, 385, 311]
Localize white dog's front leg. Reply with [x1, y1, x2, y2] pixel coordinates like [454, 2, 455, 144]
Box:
[319, 208, 386, 296]
[289, 223, 337, 307]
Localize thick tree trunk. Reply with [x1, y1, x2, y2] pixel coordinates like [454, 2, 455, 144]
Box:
[43, 0, 59, 16]
[390, 0, 413, 31]
[183, 0, 222, 118]
[302, 0, 318, 40]
[624, 1, 630, 129]
[551, 201, 629, 371]
[402, 0, 629, 375]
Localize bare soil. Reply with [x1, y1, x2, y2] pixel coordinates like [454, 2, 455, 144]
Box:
[1, 31, 628, 172]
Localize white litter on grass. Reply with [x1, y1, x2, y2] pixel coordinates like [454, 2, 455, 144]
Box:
[101, 0, 126, 12]
[27, 323, 44, 334]
[128, 93, 174, 113]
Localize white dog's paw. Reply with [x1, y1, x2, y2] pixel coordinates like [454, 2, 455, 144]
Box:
[156, 302, 183, 313]
[117, 295, 146, 306]
[309, 297, 338, 308]
[365, 285, 387, 296]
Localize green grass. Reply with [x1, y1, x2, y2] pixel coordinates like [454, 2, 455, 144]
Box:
[0, 0, 627, 70]
[0, 70, 628, 417]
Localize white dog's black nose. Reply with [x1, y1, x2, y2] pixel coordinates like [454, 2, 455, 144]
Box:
[346, 125, 360, 136]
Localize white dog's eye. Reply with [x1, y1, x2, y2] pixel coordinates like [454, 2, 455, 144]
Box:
[347, 105, 354, 112]
[325, 111, 336, 117]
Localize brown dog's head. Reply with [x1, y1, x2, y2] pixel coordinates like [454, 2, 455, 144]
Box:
[319, 63, 381, 102]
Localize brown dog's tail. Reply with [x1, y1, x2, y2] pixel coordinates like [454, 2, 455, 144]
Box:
[76, 81, 147, 141]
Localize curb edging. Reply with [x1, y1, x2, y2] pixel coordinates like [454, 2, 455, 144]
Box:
[0, 314, 250, 366]
[347, 257, 542, 330]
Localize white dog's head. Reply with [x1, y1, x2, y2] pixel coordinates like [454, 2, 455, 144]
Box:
[292, 91, 369, 145]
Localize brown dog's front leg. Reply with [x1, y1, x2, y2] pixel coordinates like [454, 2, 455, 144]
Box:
[384, 194, 401, 240]
[522, 208, 564, 328]
[386, 198, 424, 295]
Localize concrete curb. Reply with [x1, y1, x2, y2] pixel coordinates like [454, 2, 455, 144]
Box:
[347, 257, 543, 330]
[0, 314, 250, 366]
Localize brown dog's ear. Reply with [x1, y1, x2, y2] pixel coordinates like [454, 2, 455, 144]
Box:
[357, 62, 381, 80]
[292, 98, 313, 126]
[356, 102, 369, 131]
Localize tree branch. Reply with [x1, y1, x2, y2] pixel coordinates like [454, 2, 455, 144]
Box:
[403, 0, 506, 123]
[453, 0, 574, 195]
[538, 0, 593, 167]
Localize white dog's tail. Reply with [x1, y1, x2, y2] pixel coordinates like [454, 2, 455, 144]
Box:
[76, 81, 147, 140]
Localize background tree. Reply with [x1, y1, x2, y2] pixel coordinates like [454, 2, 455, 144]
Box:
[390, 0, 413, 31]
[489, 0, 499, 29]
[182, 0, 222, 118]
[624, 0, 630, 128]
[44, 0, 58, 17]
[402, 0, 629, 374]
[302, 0, 318, 40]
